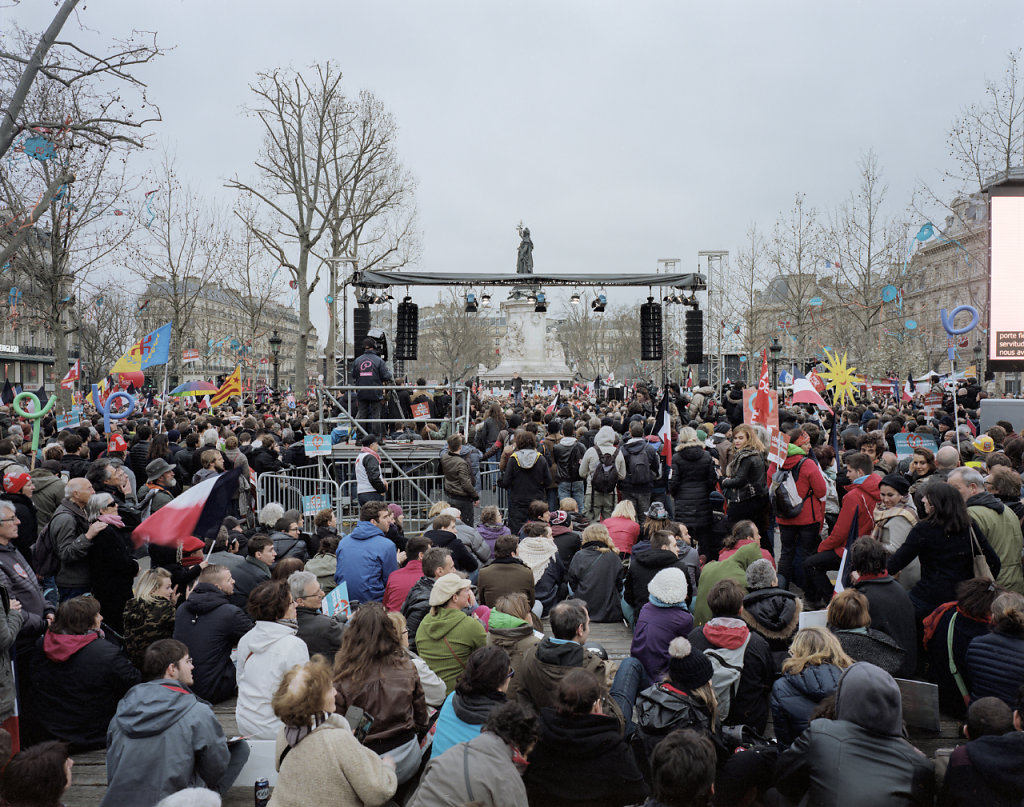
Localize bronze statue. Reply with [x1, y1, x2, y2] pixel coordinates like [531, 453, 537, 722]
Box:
[516, 224, 533, 275]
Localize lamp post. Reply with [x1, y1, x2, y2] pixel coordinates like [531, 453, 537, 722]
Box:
[268, 330, 282, 391]
[973, 341, 983, 378]
[769, 337, 782, 388]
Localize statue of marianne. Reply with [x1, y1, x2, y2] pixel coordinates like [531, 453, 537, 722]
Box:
[516, 224, 534, 275]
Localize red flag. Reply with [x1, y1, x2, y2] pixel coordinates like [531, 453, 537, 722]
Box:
[132, 468, 243, 548]
[653, 390, 672, 468]
[59, 359, 80, 390]
[752, 349, 770, 425]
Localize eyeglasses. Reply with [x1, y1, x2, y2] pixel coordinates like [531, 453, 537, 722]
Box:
[288, 526, 301, 533]
[300, 589, 325, 600]
[0, 518, 17, 524]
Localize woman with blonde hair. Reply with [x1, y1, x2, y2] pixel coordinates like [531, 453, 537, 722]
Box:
[720, 423, 769, 546]
[268, 658, 398, 807]
[122, 567, 176, 669]
[567, 524, 624, 622]
[602, 499, 641, 556]
[770, 627, 853, 746]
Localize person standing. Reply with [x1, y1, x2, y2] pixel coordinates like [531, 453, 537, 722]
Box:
[354, 435, 388, 506]
[619, 421, 660, 518]
[49, 478, 100, 602]
[351, 337, 394, 440]
[579, 425, 626, 522]
[440, 434, 479, 526]
[770, 431, 827, 595]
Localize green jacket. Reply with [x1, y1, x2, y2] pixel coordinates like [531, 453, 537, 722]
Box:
[691, 540, 764, 626]
[969, 499, 1024, 594]
[415, 606, 486, 693]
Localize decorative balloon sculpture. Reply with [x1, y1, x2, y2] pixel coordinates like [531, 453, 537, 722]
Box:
[12, 391, 56, 469]
[939, 304, 980, 450]
[93, 385, 136, 435]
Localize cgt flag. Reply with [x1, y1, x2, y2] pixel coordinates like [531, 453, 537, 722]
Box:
[111, 322, 171, 373]
[133, 467, 243, 548]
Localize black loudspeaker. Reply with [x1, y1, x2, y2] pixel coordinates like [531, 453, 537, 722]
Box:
[685, 309, 704, 366]
[640, 299, 663, 361]
[605, 387, 624, 402]
[395, 299, 418, 361]
[352, 306, 371, 352]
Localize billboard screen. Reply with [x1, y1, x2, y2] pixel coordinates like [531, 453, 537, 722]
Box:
[989, 188, 1024, 370]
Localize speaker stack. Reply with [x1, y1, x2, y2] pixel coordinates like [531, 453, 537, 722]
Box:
[352, 306, 371, 351]
[395, 298, 419, 361]
[640, 298, 663, 361]
[685, 309, 704, 366]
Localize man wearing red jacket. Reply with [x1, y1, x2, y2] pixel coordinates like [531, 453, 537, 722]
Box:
[768, 430, 827, 595]
[803, 452, 879, 608]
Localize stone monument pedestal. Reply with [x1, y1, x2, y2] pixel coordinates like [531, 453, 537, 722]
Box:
[480, 296, 573, 385]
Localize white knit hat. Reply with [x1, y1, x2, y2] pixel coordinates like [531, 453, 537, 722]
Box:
[647, 567, 688, 605]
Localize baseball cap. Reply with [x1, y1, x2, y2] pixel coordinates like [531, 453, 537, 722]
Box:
[428, 573, 472, 607]
[108, 434, 128, 453]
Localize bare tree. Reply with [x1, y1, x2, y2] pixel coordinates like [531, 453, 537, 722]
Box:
[131, 153, 230, 387]
[227, 63, 356, 393]
[416, 291, 496, 384]
[555, 301, 642, 380]
[766, 193, 822, 366]
[73, 286, 137, 386]
[0, 10, 162, 267]
[819, 151, 905, 376]
[724, 223, 769, 384]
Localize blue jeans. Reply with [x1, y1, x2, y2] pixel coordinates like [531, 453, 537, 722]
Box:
[558, 481, 585, 512]
[216, 741, 250, 794]
[357, 491, 384, 506]
[58, 586, 90, 603]
[548, 488, 560, 511]
[611, 657, 651, 739]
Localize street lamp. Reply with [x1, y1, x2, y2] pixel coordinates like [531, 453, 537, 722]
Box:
[973, 341, 983, 378]
[769, 337, 782, 388]
[268, 330, 282, 391]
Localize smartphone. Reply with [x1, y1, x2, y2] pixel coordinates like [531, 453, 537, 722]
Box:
[344, 705, 374, 743]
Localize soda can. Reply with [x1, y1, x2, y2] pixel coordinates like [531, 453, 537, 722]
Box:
[255, 778, 270, 807]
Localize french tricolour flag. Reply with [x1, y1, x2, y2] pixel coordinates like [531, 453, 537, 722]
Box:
[653, 389, 673, 467]
[791, 370, 833, 413]
[132, 467, 243, 548]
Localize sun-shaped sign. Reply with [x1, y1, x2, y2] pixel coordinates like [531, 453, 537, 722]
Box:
[818, 349, 863, 408]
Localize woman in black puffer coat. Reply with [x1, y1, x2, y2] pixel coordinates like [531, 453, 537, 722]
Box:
[498, 431, 552, 535]
[668, 428, 718, 558]
[966, 591, 1024, 707]
[719, 424, 769, 547]
[85, 493, 139, 636]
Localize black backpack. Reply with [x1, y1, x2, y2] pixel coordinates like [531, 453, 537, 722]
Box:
[624, 443, 655, 486]
[591, 447, 620, 494]
[31, 521, 60, 578]
[565, 441, 586, 482]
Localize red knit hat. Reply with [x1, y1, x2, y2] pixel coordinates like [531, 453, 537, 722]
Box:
[181, 535, 206, 554]
[2, 471, 30, 495]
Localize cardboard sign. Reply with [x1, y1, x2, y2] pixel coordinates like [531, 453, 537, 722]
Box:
[182, 348, 201, 364]
[56, 412, 80, 430]
[893, 433, 940, 459]
[321, 580, 351, 619]
[302, 493, 331, 516]
[411, 401, 431, 421]
[766, 426, 790, 466]
[742, 388, 779, 429]
[303, 433, 331, 456]
[798, 609, 828, 629]
[922, 391, 944, 416]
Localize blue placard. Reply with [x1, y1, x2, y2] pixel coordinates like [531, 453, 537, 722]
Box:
[321, 580, 350, 619]
[301, 493, 331, 516]
[893, 433, 939, 459]
[303, 433, 331, 456]
[56, 412, 80, 430]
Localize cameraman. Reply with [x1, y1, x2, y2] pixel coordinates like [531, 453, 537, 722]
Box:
[351, 336, 394, 440]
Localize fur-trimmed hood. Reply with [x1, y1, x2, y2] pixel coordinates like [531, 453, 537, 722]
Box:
[742, 586, 802, 640]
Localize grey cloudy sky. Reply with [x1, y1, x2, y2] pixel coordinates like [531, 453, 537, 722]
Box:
[10, 0, 1024, 343]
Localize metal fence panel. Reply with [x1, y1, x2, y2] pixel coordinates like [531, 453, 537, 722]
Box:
[256, 472, 340, 532]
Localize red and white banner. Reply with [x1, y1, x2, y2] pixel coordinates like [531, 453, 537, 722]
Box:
[59, 359, 80, 390]
[182, 348, 201, 364]
[751, 349, 771, 426]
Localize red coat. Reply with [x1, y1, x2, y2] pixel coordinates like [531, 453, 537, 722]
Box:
[818, 475, 881, 556]
[768, 453, 827, 527]
[384, 559, 423, 612]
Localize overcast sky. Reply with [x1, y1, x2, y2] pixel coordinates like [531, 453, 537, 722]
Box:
[10, 0, 1024, 344]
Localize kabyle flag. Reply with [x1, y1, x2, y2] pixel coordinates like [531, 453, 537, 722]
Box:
[653, 389, 673, 467]
[752, 349, 771, 426]
[59, 359, 80, 390]
[791, 370, 833, 413]
[132, 466, 243, 548]
[111, 322, 171, 373]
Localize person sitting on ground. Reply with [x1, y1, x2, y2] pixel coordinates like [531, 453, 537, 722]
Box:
[849, 536, 917, 678]
[122, 567, 177, 670]
[690, 528, 763, 627]
[228, 533, 276, 609]
[271, 516, 310, 564]
[641, 728, 718, 807]
[518, 521, 567, 617]
[937, 694, 1024, 807]
[431, 645, 514, 759]
[387, 610, 446, 709]
[487, 592, 541, 699]
[408, 700, 539, 807]
[477, 533, 535, 608]
[333, 602, 428, 784]
[415, 572, 487, 693]
[173, 563, 254, 704]
[235, 580, 310, 740]
[774, 662, 934, 807]
[770, 626, 853, 747]
[524, 668, 648, 807]
[400, 546, 455, 652]
[102, 639, 248, 806]
[602, 499, 641, 556]
[568, 523, 625, 623]
[549, 508, 583, 564]
[384, 535, 431, 612]
[268, 657, 398, 807]
[0, 740, 74, 807]
[289, 570, 344, 666]
[687, 578, 773, 733]
[631, 567, 694, 682]
[477, 504, 512, 556]
[826, 588, 906, 677]
[740, 558, 801, 671]
[30, 595, 140, 752]
[421, 512, 478, 576]
[626, 529, 695, 620]
[966, 591, 1024, 707]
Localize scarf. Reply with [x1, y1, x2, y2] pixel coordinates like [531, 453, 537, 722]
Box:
[98, 513, 125, 528]
[870, 501, 918, 542]
[360, 446, 381, 462]
[284, 711, 328, 749]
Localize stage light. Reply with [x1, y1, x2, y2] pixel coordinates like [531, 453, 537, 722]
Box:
[527, 290, 537, 303]
[591, 293, 607, 313]
[570, 291, 581, 305]
[465, 292, 478, 313]
[535, 292, 547, 313]
[481, 293, 491, 307]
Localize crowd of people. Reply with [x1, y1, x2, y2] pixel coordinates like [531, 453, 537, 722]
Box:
[0, 367, 1023, 806]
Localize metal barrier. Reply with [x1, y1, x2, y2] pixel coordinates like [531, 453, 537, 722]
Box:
[256, 472, 341, 532]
